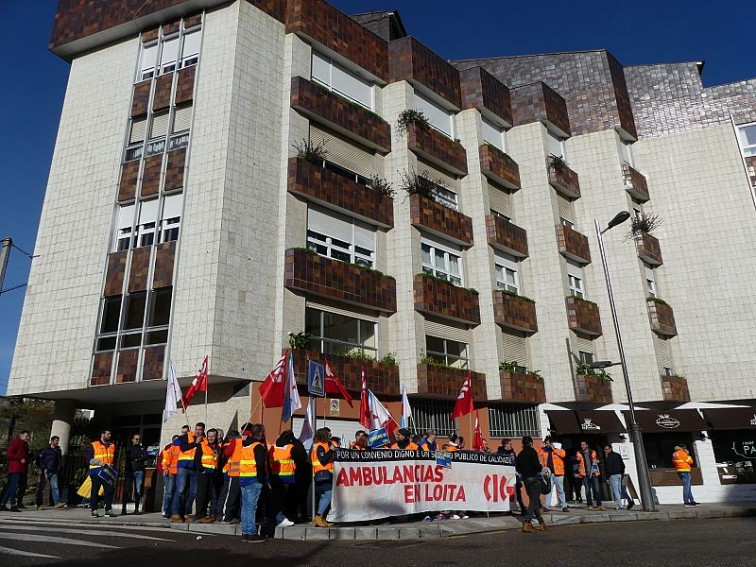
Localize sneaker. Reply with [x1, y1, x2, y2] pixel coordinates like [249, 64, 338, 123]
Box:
[91, 511, 100, 518]
[54, 503, 67, 509]
[684, 502, 698, 507]
[9, 507, 21, 513]
[562, 507, 569, 512]
[627, 501, 635, 510]
[461, 515, 469, 519]
[277, 518, 294, 528]
[423, 515, 432, 522]
[104, 510, 118, 517]
[450, 514, 461, 520]
[597, 506, 606, 511]
[432, 513, 446, 521]
[616, 506, 622, 510]
[37, 505, 45, 511]
[689, 501, 699, 506]
[587, 506, 596, 511]
[245, 534, 266, 543]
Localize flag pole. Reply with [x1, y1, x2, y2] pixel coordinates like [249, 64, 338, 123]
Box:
[310, 396, 316, 525]
[204, 384, 209, 423]
[323, 392, 327, 429]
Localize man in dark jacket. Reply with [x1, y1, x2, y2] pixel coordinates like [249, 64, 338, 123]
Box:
[122, 433, 147, 515]
[516, 436, 547, 533]
[498, 438, 525, 514]
[36, 435, 65, 509]
[1, 430, 31, 512]
[604, 444, 627, 510]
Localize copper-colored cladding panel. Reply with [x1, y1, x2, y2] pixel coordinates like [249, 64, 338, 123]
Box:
[479, 144, 520, 191]
[164, 148, 186, 192]
[623, 162, 650, 202]
[140, 154, 163, 197]
[153, 242, 176, 289]
[636, 231, 663, 266]
[460, 66, 512, 126]
[499, 371, 546, 403]
[548, 160, 581, 200]
[511, 82, 571, 136]
[118, 160, 140, 202]
[575, 373, 613, 404]
[131, 81, 151, 117]
[152, 73, 173, 112]
[486, 214, 528, 258]
[91, 352, 113, 386]
[661, 375, 691, 402]
[416, 364, 487, 401]
[175, 66, 196, 105]
[389, 36, 461, 108]
[492, 291, 537, 334]
[565, 296, 602, 337]
[142, 345, 166, 381]
[413, 274, 480, 326]
[104, 251, 128, 297]
[556, 223, 591, 264]
[291, 350, 399, 397]
[410, 194, 473, 246]
[406, 122, 467, 176]
[647, 300, 677, 337]
[116, 350, 139, 383]
[128, 247, 151, 293]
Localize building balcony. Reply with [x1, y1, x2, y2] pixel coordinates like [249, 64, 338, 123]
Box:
[287, 157, 393, 228]
[479, 144, 520, 191]
[623, 162, 650, 202]
[389, 36, 461, 108]
[635, 231, 663, 266]
[499, 371, 546, 404]
[410, 194, 473, 246]
[575, 373, 613, 404]
[486, 214, 528, 258]
[290, 76, 391, 153]
[460, 66, 512, 127]
[566, 296, 602, 337]
[556, 224, 591, 265]
[511, 82, 571, 137]
[414, 273, 481, 326]
[416, 364, 487, 401]
[406, 122, 468, 176]
[647, 299, 677, 337]
[291, 350, 399, 398]
[548, 159, 581, 200]
[493, 291, 538, 334]
[284, 248, 397, 313]
[661, 374, 691, 403]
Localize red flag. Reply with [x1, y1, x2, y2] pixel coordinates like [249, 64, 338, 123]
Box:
[450, 372, 474, 420]
[359, 367, 371, 429]
[259, 352, 287, 407]
[472, 411, 484, 451]
[182, 356, 208, 411]
[324, 358, 353, 407]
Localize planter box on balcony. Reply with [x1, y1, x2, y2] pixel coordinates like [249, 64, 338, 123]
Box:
[290, 76, 391, 153]
[407, 122, 468, 176]
[284, 248, 397, 313]
[460, 66, 512, 127]
[291, 350, 399, 398]
[389, 37, 461, 108]
[493, 291, 538, 334]
[636, 231, 663, 266]
[511, 82, 571, 137]
[623, 163, 650, 202]
[556, 224, 591, 265]
[566, 296, 602, 337]
[410, 193, 473, 246]
[479, 144, 520, 191]
[416, 364, 487, 401]
[661, 375, 691, 403]
[548, 161, 581, 200]
[647, 300, 677, 337]
[499, 371, 546, 403]
[414, 274, 480, 325]
[486, 215, 528, 258]
[287, 157, 393, 228]
[575, 374, 613, 404]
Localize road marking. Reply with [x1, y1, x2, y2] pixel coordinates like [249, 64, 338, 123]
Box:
[0, 532, 119, 549]
[0, 545, 60, 559]
[0, 518, 206, 535]
[0, 523, 171, 541]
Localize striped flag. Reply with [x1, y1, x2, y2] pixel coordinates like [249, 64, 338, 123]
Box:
[259, 352, 287, 407]
[182, 356, 208, 411]
[282, 351, 301, 423]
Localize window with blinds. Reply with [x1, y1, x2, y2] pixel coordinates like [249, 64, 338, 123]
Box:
[495, 252, 519, 294]
[307, 206, 376, 266]
[482, 117, 505, 152]
[172, 104, 192, 133]
[181, 29, 201, 68]
[139, 43, 158, 80]
[415, 93, 453, 138]
[567, 260, 584, 298]
[557, 195, 574, 224]
[160, 36, 179, 74]
[311, 51, 374, 110]
[136, 199, 159, 248]
[309, 125, 375, 178]
[130, 117, 147, 144]
[488, 404, 540, 438]
[489, 185, 512, 218]
[501, 330, 528, 369]
[115, 204, 136, 251]
[160, 193, 183, 243]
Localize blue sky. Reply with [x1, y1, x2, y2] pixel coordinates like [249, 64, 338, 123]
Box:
[0, 0, 752, 394]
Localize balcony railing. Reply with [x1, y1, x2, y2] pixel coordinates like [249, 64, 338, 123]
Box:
[623, 163, 650, 202]
[414, 273, 481, 325]
[416, 364, 487, 401]
[511, 82, 571, 137]
[479, 144, 520, 191]
[548, 159, 581, 199]
[556, 224, 591, 264]
[460, 66, 512, 127]
[575, 373, 613, 404]
[499, 371, 546, 403]
[635, 231, 663, 266]
[410, 193, 473, 246]
[661, 375, 691, 403]
[406, 122, 468, 176]
[291, 350, 399, 397]
[493, 291, 538, 334]
[647, 299, 677, 337]
[566, 296, 602, 337]
[486, 214, 528, 258]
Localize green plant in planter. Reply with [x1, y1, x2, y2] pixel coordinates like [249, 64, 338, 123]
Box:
[500, 288, 536, 303]
[340, 349, 375, 362]
[468, 287, 479, 296]
[529, 369, 543, 380]
[568, 295, 597, 307]
[293, 138, 328, 164]
[399, 168, 442, 199]
[378, 352, 397, 366]
[366, 174, 395, 199]
[627, 212, 662, 241]
[548, 153, 569, 171]
[396, 109, 430, 135]
[499, 360, 519, 373]
[576, 363, 612, 383]
[287, 331, 311, 350]
[647, 296, 669, 305]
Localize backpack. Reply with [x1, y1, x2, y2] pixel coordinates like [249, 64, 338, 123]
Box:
[539, 467, 552, 494]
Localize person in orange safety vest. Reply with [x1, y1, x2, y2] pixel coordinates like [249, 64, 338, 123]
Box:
[390, 428, 419, 450]
[540, 436, 569, 512]
[672, 444, 698, 506]
[269, 430, 299, 528]
[160, 435, 180, 519]
[311, 428, 335, 528]
[576, 440, 605, 511]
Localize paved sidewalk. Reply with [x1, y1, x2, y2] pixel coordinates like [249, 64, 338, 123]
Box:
[5, 502, 755, 540]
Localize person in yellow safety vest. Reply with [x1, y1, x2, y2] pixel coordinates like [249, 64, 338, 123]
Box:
[268, 430, 299, 528]
[84, 429, 116, 518]
[349, 430, 368, 450]
[218, 429, 243, 523]
[160, 435, 180, 519]
[196, 428, 221, 523]
[311, 428, 336, 528]
[239, 424, 268, 542]
[539, 436, 569, 512]
[170, 422, 205, 522]
[576, 440, 605, 511]
[672, 444, 698, 506]
[390, 428, 419, 450]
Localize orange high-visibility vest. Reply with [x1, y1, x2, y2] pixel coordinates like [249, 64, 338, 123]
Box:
[577, 450, 601, 477]
[446, 445, 459, 452]
[239, 442, 263, 478]
[200, 439, 219, 472]
[89, 441, 115, 469]
[349, 442, 366, 451]
[672, 449, 694, 472]
[540, 447, 566, 476]
[160, 446, 179, 475]
[311, 442, 333, 474]
[390, 442, 419, 450]
[177, 432, 196, 468]
[224, 440, 243, 477]
[269, 444, 295, 480]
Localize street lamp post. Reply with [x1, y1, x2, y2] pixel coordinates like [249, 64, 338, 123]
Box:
[594, 212, 657, 512]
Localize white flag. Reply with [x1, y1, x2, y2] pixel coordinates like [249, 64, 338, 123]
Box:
[282, 352, 302, 423]
[299, 399, 315, 450]
[401, 385, 412, 429]
[368, 389, 394, 433]
[163, 361, 182, 423]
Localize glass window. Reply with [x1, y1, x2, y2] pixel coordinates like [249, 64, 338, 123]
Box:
[122, 292, 147, 330]
[115, 204, 136, 252]
[160, 36, 179, 74]
[488, 403, 540, 438]
[100, 297, 122, 333]
[425, 335, 469, 369]
[147, 288, 172, 327]
[482, 118, 505, 152]
[495, 252, 519, 294]
[579, 351, 594, 365]
[305, 307, 377, 358]
[547, 131, 565, 159]
[307, 207, 375, 267]
[311, 51, 373, 110]
[431, 185, 458, 211]
[421, 237, 463, 287]
[160, 194, 183, 243]
[139, 43, 158, 80]
[567, 260, 584, 298]
[738, 123, 756, 157]
[180, 29, 201, 68]
[136, 200, 159, 248]
[645, 264, 657, 297]
[414, 93, 453, 138]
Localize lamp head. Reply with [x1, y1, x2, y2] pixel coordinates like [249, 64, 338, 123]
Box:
[606, 211, 631, 231]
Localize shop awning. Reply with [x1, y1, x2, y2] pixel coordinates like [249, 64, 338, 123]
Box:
[624, 409, 708, 432]
[546, 410, 581, 434]
[575, 410, 627, 434]
[702, 407, 756, 430]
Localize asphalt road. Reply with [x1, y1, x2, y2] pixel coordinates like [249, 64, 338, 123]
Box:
[1, 516, 754, 566]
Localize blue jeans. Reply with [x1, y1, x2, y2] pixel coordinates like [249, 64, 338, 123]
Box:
[679, 471, 695, 504]
[609, 474, 623, 508]
[551, 475, 566, 508]
[583, 475, 602, 507]
[1, 473, 22, 507]
[161, 474, 176, 517]
[36, 471, 60, 506]
[315, 484, 332, 517]
[172, 467, 197, 516]
[240, 482, 263, 536]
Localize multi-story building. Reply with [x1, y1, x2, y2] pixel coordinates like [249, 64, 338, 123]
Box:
[9, 0, 756, 504]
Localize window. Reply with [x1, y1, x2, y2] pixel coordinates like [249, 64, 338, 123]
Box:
[663, 367, 674, 376]
[560, 217, 574, 228]
[180, 29, 201, 68]
[645, 264, 657, 297]
[620, 139, 634, 166]
[311, 51, 373, 110]
[122, 292, 147, 330]
[168, 104, 192, 151]
[425, 335, 468, 369]
[412, 400, 455, 436]
[307, 207, 375, 267]
[482, 118, 505, 152]
[125, 116, 147, 161]
[579, 351, 594, 365]
[547, 131, 564, 159]
[431, 184, 458, 211]
[114, 204, 136, 251]
[488, 404, 540, 438]
[495, 252, 519, 294]
[160, 194, 183, 243]
[305, 307, 377, 358]
[421, 236, 463, 286]
[160, 36, 179, 74]
[737, 123, 756, 157]
[146, 112, 169, 156]
[414, 93, 453, 138]
[135, 200, 159, 248]
[138, 43, 158, 80]
[567, 260, 584, 298]
[100, 297, 122, 334]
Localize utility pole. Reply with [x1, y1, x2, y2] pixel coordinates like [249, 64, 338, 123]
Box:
[0, 237, 11, 295]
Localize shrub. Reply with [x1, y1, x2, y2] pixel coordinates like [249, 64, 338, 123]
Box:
[396, 109, 430, 135]
[293, 138, 327, 164]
